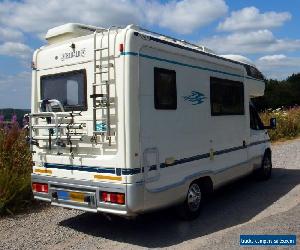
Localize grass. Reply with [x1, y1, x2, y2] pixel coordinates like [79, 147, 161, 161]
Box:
[0, 123, 33, 215]
[260, 107, 300, 141]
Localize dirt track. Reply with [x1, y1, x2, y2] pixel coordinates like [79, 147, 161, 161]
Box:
[0, 139, 299, 249]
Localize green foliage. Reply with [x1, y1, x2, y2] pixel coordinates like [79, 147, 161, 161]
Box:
[260, 107, 300, 141]
[253, 73, 300, 110]
[0, 109, 30, 126]
[0, 125, 32, 215]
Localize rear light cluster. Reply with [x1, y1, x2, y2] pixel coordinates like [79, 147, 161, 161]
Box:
[101, 192, 125, 205]
[32, 182, 49, 193]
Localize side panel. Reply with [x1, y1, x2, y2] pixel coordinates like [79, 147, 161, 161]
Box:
[138, 46, 249, 209]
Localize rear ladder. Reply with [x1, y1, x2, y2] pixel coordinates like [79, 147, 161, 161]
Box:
[91, 27, 118, 146]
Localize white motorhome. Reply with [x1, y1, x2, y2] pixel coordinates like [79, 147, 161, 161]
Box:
[28, 23, 276, 219]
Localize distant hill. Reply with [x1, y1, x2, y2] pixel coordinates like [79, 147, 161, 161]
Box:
[0, 108, 31, 126]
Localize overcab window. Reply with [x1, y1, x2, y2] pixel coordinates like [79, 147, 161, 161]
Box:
[154, 67, 177, 110]
[210, 77, 244, 116]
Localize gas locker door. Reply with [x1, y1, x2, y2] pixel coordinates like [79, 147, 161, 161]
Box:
[143, 148, 160, 184]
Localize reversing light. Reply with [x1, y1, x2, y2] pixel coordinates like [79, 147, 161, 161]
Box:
[101, 192, 125, 205]
[32, 182, 49, 193]
[119, 43, 124, 53]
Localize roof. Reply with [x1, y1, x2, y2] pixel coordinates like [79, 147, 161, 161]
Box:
[45, 23, 105, 44]
[220, 55, 256, 67]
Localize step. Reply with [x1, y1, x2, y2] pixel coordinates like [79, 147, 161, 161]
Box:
[90, 93, 108, 98]
[94, 48, 108, 51]
[94, 71, 109, 75]
[98, 55, 115, 60]
[96, 63, 114, 68]
[93, 80, 115, 86]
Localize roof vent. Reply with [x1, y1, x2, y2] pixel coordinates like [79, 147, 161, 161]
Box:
[45, 23, 105, 44]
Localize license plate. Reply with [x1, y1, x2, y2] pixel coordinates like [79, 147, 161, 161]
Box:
[57, 190, 69, 200]
[70, 192, 85, 202]
[57, 191, 85, 203]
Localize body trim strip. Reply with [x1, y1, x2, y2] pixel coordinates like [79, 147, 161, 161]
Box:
[122, 51, 245, 79]
[42, 140, 270, 174]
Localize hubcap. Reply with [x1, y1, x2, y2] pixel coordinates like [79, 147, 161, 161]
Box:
[187, 183, 201, 212]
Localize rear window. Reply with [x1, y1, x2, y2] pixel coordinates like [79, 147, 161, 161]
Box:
[41, 70, 87, 111]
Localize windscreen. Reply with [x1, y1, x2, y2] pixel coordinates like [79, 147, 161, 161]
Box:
[41, 70, 86, 111]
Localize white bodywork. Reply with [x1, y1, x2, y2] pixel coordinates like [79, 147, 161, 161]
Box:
[30, 23, 270, 216]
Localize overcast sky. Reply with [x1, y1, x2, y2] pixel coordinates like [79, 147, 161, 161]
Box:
[0, 0, 300, 108]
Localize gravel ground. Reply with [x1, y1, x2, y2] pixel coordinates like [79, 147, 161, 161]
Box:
[0, 139, 299, 250]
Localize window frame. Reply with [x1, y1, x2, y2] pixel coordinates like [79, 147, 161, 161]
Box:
[154, 67, 177, 110]
[249, 104, 264, 130]
[210, 77, 245, 116]
[40, 69, 88, 112]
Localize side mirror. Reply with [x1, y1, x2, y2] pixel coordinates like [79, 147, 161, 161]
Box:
[264, 117, 276, 129]
[270, 117, 276, 129]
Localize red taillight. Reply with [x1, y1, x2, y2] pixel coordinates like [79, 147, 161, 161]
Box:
[119, 43, 124, 53]
[101, 192, 108, 201]
[101, 192, 125, 205]
[32, 182, 48, 193]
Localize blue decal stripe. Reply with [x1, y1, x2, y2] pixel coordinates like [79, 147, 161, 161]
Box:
[121, 52, 244, 78]
[43, 140, 270, 175]
[44, 163, 116, 174]
[132, 32, 264, 83]
[248, 139, 271, 146]
[149, 140, 269, 170]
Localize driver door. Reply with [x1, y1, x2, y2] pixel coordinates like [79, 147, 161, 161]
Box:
[248, 104, 267, 169]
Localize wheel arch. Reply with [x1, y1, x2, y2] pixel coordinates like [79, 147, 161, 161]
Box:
[194, 176, 214, 195]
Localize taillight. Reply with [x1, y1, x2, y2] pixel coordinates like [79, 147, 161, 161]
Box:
[32, 182, 49, 193]
[101, 192, 125, 205]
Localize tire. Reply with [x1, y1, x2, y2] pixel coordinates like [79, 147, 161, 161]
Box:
[177, 181, 203, 220]
[255, 152, 272, 181]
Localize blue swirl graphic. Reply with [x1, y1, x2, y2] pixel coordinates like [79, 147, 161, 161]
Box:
[183, 91, 206, 105]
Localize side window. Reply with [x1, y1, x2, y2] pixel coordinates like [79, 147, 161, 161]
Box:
[245, 65, 264, 80]
[210, 77, 244, 115]
[154, 67, 177, 110]
[250, 105, 264, 130]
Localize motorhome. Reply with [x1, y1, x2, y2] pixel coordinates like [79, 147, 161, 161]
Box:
[28, 23, 275, 219]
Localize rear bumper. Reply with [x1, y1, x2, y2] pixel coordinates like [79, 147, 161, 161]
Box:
[31, 174, 144, 216]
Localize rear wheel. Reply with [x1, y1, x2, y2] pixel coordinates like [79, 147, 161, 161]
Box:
[255, 153, 272, 180]
[177, 181, 202, 220]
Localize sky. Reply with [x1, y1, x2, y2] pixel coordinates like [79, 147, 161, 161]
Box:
[0, 0, 300, 108]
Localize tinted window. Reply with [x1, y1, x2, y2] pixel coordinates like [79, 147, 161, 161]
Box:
[154, 67, 177, 110]
[250, 104, 264, 130]
[41, 70, 87, 111]
[210, 77, 244, 115]
[245, 65, 264, 80]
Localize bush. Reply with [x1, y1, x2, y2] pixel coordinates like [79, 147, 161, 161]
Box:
[253, 73, 300, 111]
[0, 123, 32, 215]
[260, 107, 300, 141]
